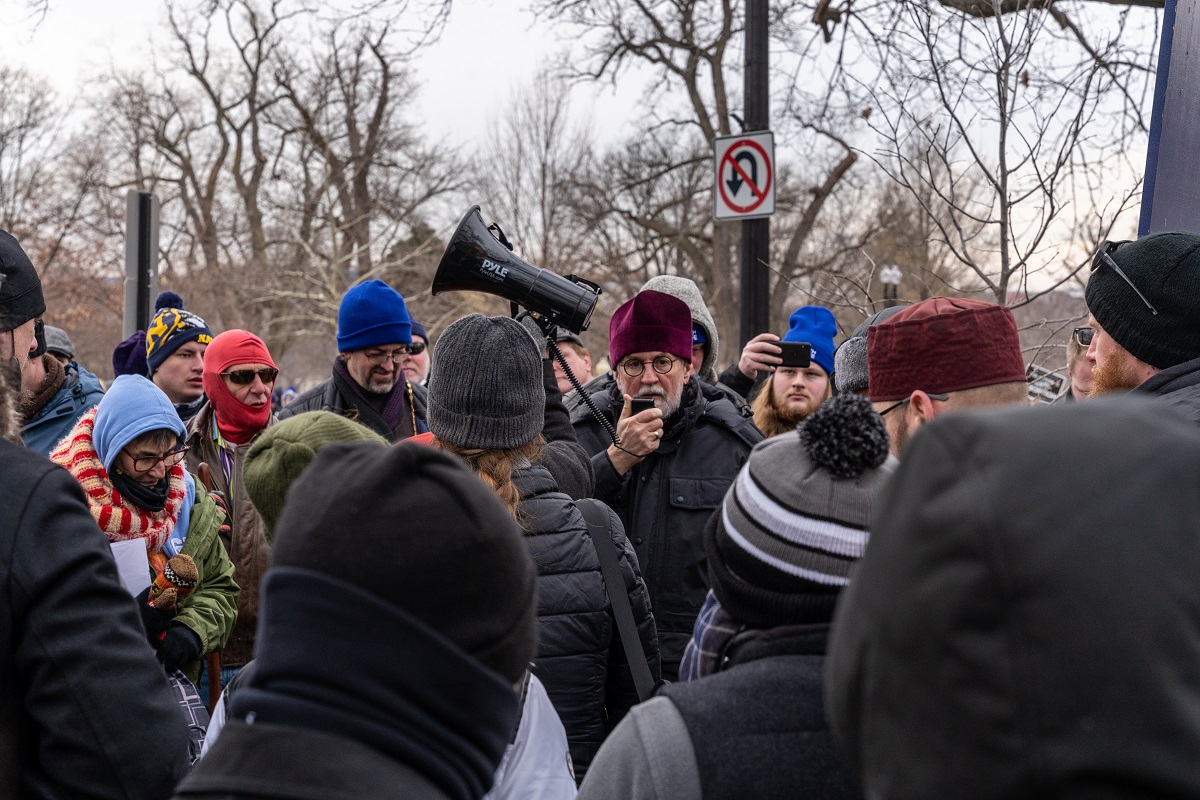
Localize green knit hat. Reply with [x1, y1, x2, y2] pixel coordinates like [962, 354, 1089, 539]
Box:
[244, 411, 388, 541]
[1085, 232, 1200, 370]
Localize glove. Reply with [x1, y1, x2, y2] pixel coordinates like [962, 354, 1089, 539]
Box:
[209, 489, 233, 540]
[158, 624, 203, 673]
[136, 586, 174, 645]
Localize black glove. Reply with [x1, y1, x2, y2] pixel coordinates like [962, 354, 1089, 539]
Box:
[136, 586, 173, 645]
[157, 624, 203, 673]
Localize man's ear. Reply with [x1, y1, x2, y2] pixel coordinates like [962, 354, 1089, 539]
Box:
[906, 389, 940, 427]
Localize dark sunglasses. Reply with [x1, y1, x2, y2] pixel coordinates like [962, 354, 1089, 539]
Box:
[1073, 327, 1094, 347]
[1091, 240, 1157, 316]
[221, 367, 279, 385]
[404, 341, 427, 355]
[879, 393, 949, 416]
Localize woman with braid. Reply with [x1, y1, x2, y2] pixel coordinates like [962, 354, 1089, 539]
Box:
[418, 314, 661, 784]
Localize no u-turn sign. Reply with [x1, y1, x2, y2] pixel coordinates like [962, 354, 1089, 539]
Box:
[714, 131, 775, 220]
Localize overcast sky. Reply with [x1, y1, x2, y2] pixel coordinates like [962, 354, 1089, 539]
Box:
[0, 0, 640, 150]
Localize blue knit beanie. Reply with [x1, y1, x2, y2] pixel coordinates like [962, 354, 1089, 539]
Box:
[337, 280, 412, 352]
[145, 293, 213, 376]
[782, 305, 838, 375]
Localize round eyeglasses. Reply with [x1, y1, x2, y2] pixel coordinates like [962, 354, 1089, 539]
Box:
[124, 445, 190, 473]
[620, 355, 677, 378]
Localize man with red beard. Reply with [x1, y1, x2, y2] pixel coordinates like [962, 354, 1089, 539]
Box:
[1082, 233, 1200, 419]
[751, 305, 836, 438]
[186, 329, 278, 690]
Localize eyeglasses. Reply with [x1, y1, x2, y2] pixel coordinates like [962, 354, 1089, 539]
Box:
[1091, 240, 1158, 316]
[221, 367, 279, 385]
[1073, 327, 1094, 347]
[620, 355, 677, 378]
[124, 445, 189, 473]
[878, 393, 949, 416]
[363, 342, 426, 364]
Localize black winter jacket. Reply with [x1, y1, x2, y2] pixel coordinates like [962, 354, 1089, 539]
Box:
[278, 368, 429, 441]
[517, 463, 661, 780]
[1138, 354, 1200, 423]
[570, 379, 762, 680]
[0, 439, 191, 800]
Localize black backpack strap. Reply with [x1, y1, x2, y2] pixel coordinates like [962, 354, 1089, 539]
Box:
[576, 498, 656, 702]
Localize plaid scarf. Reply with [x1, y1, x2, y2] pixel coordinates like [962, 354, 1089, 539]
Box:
[50, 407, 186, 555]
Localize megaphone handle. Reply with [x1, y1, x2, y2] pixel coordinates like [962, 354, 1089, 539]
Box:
[547, 337, 622, 449]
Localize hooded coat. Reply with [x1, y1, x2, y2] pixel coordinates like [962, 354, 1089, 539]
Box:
[827, 397, 1200, 799]
[20, 359, 105, 455]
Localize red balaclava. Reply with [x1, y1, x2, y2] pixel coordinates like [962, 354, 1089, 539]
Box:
[202, 330, 277, 445]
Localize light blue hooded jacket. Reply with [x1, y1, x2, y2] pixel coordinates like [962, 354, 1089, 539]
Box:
[93, 375, 196, 554]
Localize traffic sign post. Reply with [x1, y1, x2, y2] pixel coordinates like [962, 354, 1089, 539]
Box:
[714, 132, 776, 221]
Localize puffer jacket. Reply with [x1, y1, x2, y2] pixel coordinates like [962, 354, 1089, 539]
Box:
[516, 463, 660, 781]
[185, 403, 274, 668]
[571, 378, 762, 680]
[21, 361, 105, 455]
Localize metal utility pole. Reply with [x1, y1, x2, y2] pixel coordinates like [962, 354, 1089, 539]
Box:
[124, 191, 160, 337]
[739, 0, 770, 346]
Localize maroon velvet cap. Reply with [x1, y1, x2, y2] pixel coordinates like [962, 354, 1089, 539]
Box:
[867, 297, 1026, 402]
[608, 290, 694, 367]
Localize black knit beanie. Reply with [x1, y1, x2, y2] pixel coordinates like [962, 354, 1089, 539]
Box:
[708, 394, 896, 629]
[270, 441, 538, 683]
[0, 230, 45, 332]
[1085, 232, 1200, 370]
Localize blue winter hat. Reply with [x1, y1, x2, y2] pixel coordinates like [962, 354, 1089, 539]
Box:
[337, 280, 412, 352]
[782, 305, 838, 375]
[92, 375, 186, 471]
[692, 324, 708, 345]
[410, 320, 428, 342]
[145, 293, 213, 377]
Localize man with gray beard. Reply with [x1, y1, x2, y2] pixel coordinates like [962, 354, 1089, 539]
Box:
[571, 291, 762, 680]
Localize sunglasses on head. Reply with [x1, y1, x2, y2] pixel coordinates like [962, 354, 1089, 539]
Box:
[1091, 240, 1158, 316]
[221, 367, 279, 385]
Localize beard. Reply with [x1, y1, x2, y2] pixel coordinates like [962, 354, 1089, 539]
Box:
[363, 369, 400, 394]
[1090, 354, 1144, 396]
[636, 384, 682, 419]
[753, 383, 819, 438]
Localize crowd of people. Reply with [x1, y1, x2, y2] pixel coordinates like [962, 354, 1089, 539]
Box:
[3, 223, 1200, 800]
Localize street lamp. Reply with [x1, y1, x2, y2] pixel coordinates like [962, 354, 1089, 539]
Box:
[880, 265, 903, 308]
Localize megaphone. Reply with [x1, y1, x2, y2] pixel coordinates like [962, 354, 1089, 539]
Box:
[432, 206, 600, 334]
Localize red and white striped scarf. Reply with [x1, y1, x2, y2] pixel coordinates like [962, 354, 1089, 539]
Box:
[50, 407, 186, 553]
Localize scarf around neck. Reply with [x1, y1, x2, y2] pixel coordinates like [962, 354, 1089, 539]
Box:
[201, 330, 276, 444]
[50, 407, 186, 554]
[231, 568, 518, 800]
[332, 358, 415, 441]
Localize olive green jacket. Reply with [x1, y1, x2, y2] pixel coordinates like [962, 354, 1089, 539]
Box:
[175, 482, 239, 684]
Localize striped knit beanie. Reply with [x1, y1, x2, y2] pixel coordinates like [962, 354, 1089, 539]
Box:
[145, 294, 213, 376]
[708, 394, 897, 628]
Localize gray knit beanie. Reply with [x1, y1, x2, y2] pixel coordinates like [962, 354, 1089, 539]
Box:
[709, 394, 897, 628]
[428, 314, 545, 450]
[640, 275, 719, 383]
